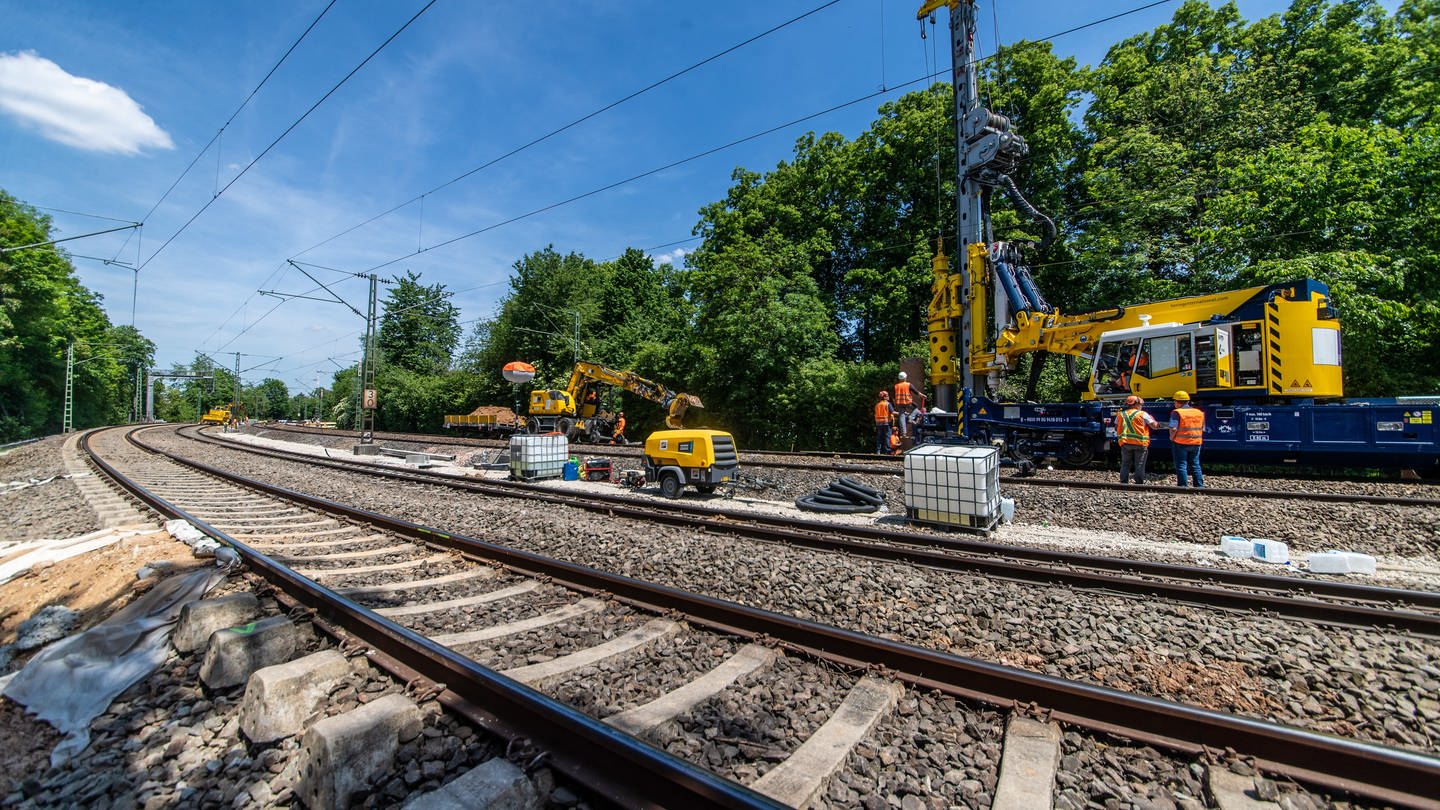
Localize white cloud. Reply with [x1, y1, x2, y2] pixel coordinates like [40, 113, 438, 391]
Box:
[0, 51, 173, 155]
[651, 247, 691, 266]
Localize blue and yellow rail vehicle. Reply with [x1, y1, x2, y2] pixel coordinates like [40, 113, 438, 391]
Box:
[915, 0, 1440, 475]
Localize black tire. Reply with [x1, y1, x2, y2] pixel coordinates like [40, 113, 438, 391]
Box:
[837, 476, 884, 498]
[659, 473, 683, 499]
[794, 495, 878, 514]
[831, 479, 885, 505]
[557, 418, 574, 438]
[525, 417, 540, 434]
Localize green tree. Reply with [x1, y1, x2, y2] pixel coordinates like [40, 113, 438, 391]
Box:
[378, 270, 460, 375]
[0, 189, 143, 439]
[249, 378, 290, 420]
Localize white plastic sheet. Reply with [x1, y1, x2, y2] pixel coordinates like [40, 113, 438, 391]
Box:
[2, 566, 227, 765]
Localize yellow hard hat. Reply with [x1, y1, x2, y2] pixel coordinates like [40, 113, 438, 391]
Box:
[1173, 390, 1190, 402]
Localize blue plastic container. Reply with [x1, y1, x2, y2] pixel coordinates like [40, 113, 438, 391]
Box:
[562, 461, 579, 480]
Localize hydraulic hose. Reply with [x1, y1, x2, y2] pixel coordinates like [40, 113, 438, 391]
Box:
[998, 173, 1057, 253]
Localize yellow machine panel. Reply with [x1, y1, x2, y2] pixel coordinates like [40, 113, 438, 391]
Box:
[642, 429, 739, 498]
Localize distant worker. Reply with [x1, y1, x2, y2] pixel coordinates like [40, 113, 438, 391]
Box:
[874, 390, 895, 455]
[893, 371, 923, 437]
[1168, 390, 1205, 488]
[1115, 395, 1159, 484]
[612, 412, 627, 446]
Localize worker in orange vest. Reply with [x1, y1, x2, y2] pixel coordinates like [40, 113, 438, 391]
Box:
[1168, 390, 1205, 487]
[874, 390, 895, 455]
[1115, 395, 1159, 484]
[893, 371, 922, 437]
[611, 412, 627, 446]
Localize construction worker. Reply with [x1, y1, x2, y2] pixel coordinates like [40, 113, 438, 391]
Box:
[874, 391, 895, 455]
[612, 412, 627, 445]
[1168, 390, 1205, 487]
[1115, 395, 1159, 484]
[1116, 344, 1137, 392]
[893, 371, 922, 437]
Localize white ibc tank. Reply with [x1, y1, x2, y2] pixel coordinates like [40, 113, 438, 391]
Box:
[509, 434, 568, 480]
[903, 445, 1000, 530]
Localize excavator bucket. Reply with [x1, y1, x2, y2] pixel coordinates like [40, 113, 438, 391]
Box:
[665, 394, 704, 429]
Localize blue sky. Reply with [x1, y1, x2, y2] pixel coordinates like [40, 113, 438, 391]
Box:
[1, 0, 1336, 395]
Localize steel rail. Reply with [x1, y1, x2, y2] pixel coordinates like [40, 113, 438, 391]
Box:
[740, 455, 1440, 508]
[179, 426, 1440, 626]
[85, 427, 783, 810]
[117, 426, 1440, 809]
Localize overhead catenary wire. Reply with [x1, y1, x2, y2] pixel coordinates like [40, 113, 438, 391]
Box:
[289, 0, 845, 262]
[339, 0, 1201, 275]
[109, 1, 340, 264]
[193, 0, 1284, 384]
[138, 0, 441, 272]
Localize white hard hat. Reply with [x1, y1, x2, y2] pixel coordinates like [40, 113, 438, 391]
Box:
[898, 371, 907, 380]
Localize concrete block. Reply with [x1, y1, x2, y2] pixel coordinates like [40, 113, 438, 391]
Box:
[401, 758, 541, 810]
[239, 649, 352, 743]
[172, 593, 259, 653]
[199, 615, 298, 689]
[296, 693, 422, 810]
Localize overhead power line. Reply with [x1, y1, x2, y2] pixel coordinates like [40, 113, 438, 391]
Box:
[139, 0, 441, 271]
[207, 0, 1215, 363]
[111, 1, 340, 264]
[290, 0, 845, 261]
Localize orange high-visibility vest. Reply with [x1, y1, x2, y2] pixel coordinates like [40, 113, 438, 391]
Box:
[1173, 407, 1205, 445]
[893, 382, 913, 406]
[874, 401, 894, 424]
[1116, 408, 1152, 446]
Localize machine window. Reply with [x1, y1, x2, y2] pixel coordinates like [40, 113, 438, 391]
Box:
[1139, 336, 1181, 377]
[1313, 328, 1341, 365]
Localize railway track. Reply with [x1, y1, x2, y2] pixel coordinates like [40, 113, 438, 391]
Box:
[69, 424, 1440, 808]
[259, 423, 1440, 509]
[183, 425, 1440, 634]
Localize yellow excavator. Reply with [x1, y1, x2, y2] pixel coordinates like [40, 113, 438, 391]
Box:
[199, 402, 246, 426]
[526, 361, 702, 442]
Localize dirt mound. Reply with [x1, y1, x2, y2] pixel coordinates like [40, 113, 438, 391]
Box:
[468, 405, 518, 424]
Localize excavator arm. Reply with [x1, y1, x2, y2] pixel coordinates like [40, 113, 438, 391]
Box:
[567, 362, 703, 429]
